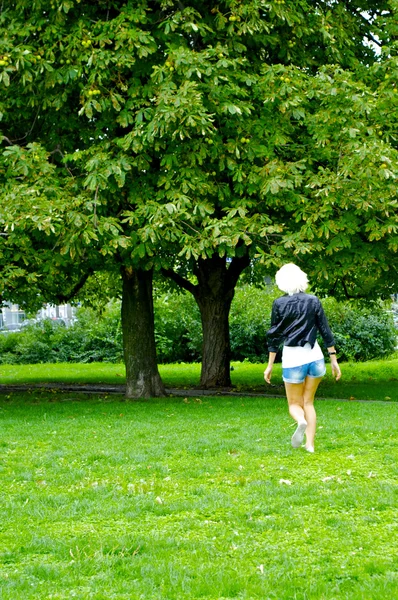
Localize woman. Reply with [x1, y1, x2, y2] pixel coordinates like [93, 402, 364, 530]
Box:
[264, 263, 341, 453]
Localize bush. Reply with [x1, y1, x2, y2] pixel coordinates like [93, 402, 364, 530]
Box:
[153, 286, 396, 363]
[153, 285, 278, 363]
[0, 288, 395, 365]
[229, 285, 279, 362]
[0, 303, 123, 365]
[321, 298, 397, 362]
[154, 292, 202, 363]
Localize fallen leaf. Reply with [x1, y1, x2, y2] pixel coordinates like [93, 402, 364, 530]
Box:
[279, 479, 292, 485]
[155, 496, 163, 505]
[322, 476, 335, 482]
[257, 564, 264, 574]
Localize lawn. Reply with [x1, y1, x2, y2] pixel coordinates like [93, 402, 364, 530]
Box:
[0, 358, 397, 401]
[0, 392, 397, 599]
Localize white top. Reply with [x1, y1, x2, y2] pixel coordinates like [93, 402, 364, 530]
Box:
[282, 340, 324, 368]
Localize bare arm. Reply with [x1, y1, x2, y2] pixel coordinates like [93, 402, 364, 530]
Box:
[264, 352, 277, 384]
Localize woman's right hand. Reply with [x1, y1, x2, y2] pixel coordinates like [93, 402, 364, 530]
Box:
[264, 365, 273, 384]
[330, 357, 341, 381]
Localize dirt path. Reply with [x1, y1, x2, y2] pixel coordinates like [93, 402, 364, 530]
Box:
[0, 382, 394, 403]
[0, 382, 284, 397]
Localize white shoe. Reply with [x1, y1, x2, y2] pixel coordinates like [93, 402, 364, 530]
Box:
[291, 421, 307, 448]
[305, 446, 315, 453]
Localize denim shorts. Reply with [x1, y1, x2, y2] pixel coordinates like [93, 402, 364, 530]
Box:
[282, 359, 326, 384]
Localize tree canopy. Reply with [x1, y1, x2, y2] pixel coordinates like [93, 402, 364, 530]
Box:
[1, 1, 397, 289]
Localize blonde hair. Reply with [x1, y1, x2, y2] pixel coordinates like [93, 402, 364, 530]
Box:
[275, 263, 309, 295]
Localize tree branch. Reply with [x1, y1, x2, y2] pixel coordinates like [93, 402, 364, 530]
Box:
[4, 107, 41, 144]
[161, 267, 197, 295]
[227, 251, 251, 289]
[53, 269, 93, 303]
[340, 277, 367, 300]
[1, 135, 13, 146]
[348, 6, 383, 48]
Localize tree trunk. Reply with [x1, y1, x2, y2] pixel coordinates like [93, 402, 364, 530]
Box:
[194, 254, 250, 388]
[162, 252, 250, 389]
[121, 266, 165, 398]
[196, 289, 233, 388]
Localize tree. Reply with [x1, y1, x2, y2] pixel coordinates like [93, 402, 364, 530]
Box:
[0, 1, 169, 397]
[0, 141, 166, 397]
[127, 0, 398, 383]
[1, 1, 397, 394]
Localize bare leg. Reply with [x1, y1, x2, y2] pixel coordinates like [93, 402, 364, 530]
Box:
[285, 382, 305, 420]
[302, 376, 322, 451]
[285, 382, 307, 448]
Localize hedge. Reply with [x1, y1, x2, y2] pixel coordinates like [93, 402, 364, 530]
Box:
[0, 287, 395, 364]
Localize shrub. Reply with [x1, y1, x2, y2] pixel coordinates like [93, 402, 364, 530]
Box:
[154, 292, 202, 363]
[153, 285, 278, 363]
[153, 287, 396, 363]
[64, 303, 123, 363]
[321, 297, 397, 362]
[229, 285, 279, 362]
[0, 303, 123, 365]
[0, 288, 395, 365]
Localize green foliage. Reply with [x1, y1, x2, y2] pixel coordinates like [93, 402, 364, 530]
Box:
[1, 0, 398, 397]
[1, 288, 395, 365]
[155, 286, 397, 363]
[0, 304, 123, 364]
[0, 0, 398, 305]
[154, 285, 278, 363]
[60, 303, 123, 362]
[0, 289, 395, 365]
[0, 320, 67, 364]
[229, 285, 279, 362]
[322, 297, 397, 362]
[154, 291, 202, 363]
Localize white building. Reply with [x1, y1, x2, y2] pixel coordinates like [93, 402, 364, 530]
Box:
[0, 303, 76, 329]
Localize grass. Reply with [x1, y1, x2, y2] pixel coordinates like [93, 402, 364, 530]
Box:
[0, 392, 397, 599]
[0, 358, 397, 401]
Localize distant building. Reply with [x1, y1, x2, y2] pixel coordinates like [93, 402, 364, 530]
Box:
[36, 303, 76, 323]
[0, 303, 25, 329]
[0, 303, 76, 329]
